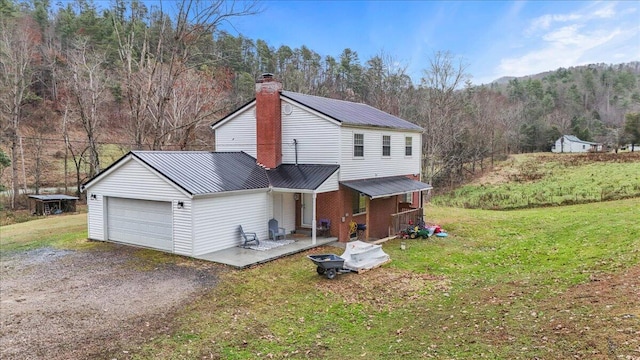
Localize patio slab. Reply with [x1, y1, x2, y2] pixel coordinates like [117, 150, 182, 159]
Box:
[196, 237, 339, 268]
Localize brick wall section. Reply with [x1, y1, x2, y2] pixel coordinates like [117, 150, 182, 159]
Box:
[367, 196, 398, 239]
[294, 174, 423, 242]
[406, 174, 420, 206]
[255, 78, 282, 169]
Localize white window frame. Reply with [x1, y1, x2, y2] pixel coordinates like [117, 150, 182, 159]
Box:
[405, 136, 413, 156]
[353, 133, 364, 158]
[382, 135, 391, 157]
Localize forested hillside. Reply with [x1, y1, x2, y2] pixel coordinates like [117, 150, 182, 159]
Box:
[1, 0, 639, 209]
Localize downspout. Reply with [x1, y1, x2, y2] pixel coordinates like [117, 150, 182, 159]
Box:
[293, 139, 298, 166]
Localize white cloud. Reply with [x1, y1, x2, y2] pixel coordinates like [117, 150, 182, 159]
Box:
[592, 2, 616, 18]
[498, 28, 622, 77]
[493, 1, 639, 79]
[528, 13, 581, 33]
[542, 25, 585, 46]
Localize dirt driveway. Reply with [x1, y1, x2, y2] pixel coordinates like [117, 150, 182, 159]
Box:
[0, 244, 225, 360]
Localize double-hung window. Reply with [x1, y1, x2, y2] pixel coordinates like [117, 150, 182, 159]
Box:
[354, 133, 364, 157]
[405, 136, 413, 156]
[382, 135, 391, 157]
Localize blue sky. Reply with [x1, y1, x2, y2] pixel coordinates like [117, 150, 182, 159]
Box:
[222, 0, 640, 85]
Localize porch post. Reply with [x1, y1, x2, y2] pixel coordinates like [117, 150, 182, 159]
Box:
[365, 196, 370, 241]
[312, 192, 317, 245]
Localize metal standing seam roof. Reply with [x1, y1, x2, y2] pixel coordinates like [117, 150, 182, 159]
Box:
[132, 151, 270, 195]
[281, 91, 423, 131]
[132, 152, 339, 195]
[341, 176, 433, 199]
[563, 135, 600, 145]
[266, 164, 340, 190]
[211, 90, 422, 131]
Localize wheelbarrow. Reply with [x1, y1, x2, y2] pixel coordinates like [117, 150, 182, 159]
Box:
[307, 254, 352, 279]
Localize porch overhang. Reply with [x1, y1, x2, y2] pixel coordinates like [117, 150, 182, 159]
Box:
[341, 176, 433, 199]
[266, 164, 339, 191]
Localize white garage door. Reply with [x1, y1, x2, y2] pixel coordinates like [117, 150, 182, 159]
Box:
[107, 197, 173, 251]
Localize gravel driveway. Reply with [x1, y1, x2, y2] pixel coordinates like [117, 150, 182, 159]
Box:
[0, 244, 224, 360]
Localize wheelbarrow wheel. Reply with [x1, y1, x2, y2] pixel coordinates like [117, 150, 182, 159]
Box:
[316, 266, 325, 275]
[325, 268, 337, 280]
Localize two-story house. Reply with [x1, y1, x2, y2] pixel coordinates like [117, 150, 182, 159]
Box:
[82, 74, 431, 259]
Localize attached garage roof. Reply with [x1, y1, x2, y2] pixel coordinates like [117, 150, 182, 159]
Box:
[83, 151, 340, 196]
[132, 151, 269, 195]
[267, 164, 339, 190]
[341, 176, 432, 199]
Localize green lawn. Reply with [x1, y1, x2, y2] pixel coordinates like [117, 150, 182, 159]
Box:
[433, 153, 640, 209]
[2, 152, 639, 359]
[132, 198, 640, 359]
[0, 213, 90, 251]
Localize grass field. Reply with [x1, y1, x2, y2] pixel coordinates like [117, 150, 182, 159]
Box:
[433, 152, 640, 210]
[4, 202, 638, 359]
[2, 153, 639, 359]
[120, 198, 638, 359]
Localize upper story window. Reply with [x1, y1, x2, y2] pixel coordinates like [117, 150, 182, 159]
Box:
[382, 135, 391, 157]
[405, 136, 413, 156]
[354, 133, 364, 157]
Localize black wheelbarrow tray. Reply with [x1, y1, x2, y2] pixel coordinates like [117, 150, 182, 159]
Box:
[307, 254, 353, 279]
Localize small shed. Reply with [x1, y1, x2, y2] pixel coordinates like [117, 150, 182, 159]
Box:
[28, 194, 79, 215]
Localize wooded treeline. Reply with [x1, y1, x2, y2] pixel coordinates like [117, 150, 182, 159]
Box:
[1, 0, 639, 209]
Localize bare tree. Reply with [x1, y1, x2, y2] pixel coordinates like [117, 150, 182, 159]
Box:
[65, 37, 110, 177]
[163, 68, 231, 150]
[419, 51, 469, 186]
[112, 0, 259, 150]
[0, 15, 41, 208]
[23, 127, 50, 195]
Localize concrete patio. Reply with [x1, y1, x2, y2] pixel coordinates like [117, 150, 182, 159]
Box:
[196, 236, 339, 268]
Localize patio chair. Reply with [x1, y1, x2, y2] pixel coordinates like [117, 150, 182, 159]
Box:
[318, 218, 331, 237]
[268, 218, 287, 240]
[239, 225, 259, 247]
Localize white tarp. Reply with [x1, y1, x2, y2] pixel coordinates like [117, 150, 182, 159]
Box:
[340, 241, 390, 272]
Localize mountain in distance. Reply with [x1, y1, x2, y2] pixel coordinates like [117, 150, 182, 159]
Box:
[489, 61, 640, 85]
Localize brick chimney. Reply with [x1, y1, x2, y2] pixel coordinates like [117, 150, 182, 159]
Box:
[255, 73, 283, 169]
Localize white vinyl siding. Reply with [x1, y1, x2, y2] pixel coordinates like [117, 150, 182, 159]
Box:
[172, 199, 193, 256]
[316, 171, 340, 193]
[87, 158, 187, 200]
[340, 128, 421, 181]
[192, 191, 269, 255]
[87, 194, 104, 240]
[213, 107, 257, 157]
[271, 192, 295, 235]
[281, 101, 340, 164]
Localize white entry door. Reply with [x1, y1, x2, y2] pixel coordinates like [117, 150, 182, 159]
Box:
[107, 197, 173, 251]
[301, 193, 313, 227]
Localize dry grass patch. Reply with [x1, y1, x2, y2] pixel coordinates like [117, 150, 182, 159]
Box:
[315, 268, 450, 310]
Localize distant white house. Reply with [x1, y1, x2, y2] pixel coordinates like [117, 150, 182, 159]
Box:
[551, 135, 602, 153]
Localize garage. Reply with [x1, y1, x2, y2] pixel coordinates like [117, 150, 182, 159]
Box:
[106, 197, 173, 251]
